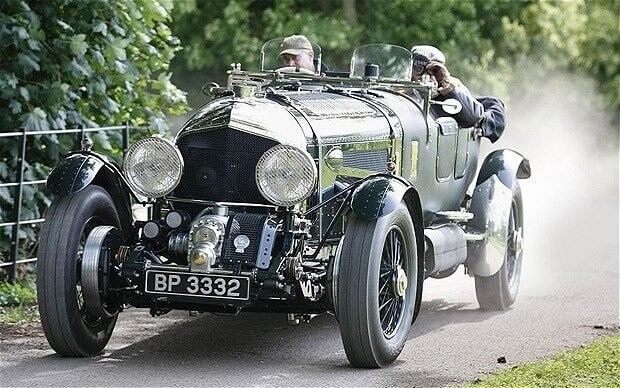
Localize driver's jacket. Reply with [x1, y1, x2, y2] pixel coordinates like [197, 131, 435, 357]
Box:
[431, 78, 505, 143]
[431, 77, 483, 128]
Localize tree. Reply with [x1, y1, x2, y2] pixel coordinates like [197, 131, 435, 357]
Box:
[0, 0, 188, 274]
[170, 0, 360, 107]
[170, 0, 618, 114]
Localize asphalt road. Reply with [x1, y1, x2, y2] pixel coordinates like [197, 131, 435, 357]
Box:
[1, 74, 618, 387]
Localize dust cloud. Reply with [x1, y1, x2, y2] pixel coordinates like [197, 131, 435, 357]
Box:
[484, 71, 619, 294]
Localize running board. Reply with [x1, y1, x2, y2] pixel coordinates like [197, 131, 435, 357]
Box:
[435, 211, 473, 222]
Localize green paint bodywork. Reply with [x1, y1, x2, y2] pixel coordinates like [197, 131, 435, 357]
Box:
[46, 152, 134, 235]
[477, 149, 531, 189]
[350, 176, 408, 220]
[47, 153, 105, 196]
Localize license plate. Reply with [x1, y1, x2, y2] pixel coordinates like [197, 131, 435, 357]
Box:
[145, 270, 250, 301]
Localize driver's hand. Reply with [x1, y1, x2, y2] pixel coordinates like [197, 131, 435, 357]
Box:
[426, 62, 450, 83]
[426, 62, 455, 96]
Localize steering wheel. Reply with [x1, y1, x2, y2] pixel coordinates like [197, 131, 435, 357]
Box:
[276, 66, 315, 75]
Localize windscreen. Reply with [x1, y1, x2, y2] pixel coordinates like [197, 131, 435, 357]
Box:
[260, 37, 323, 74]
[350, 44, 412, 81]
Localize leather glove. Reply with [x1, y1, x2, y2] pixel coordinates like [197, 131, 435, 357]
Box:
[426, 61, 455, 95]
[426, 61, 449, 83]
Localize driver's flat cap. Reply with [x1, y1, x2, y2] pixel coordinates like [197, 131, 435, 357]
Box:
[279, 35, 313, 56]
[411, 45, 446, 63]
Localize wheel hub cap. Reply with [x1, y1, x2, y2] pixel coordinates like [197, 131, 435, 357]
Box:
[510, 227, 524, 256]
[395, 266, 407, 297]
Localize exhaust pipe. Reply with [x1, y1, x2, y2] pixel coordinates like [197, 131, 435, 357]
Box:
[424, 224, 467, 278]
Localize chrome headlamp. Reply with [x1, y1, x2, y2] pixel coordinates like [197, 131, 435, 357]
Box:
[123, 137, 183, 198]
[255, 145, 317, 207]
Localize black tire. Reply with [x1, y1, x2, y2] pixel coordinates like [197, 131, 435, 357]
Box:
[37, 185, 120, 356]
[475, 183, 524, 310]
[336, 202, 419, 368]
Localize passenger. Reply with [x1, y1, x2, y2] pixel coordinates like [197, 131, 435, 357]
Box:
[411, 45, 505, 142]
[278, 35, 316, 72]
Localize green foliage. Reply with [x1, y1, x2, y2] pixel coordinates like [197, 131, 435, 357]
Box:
[0, 305, 39, 325]
[173, 0, 358, 75]
[170, 0, 618, 113]
[0, 281, 36, 307]
[0, 0, 188, 273]
[469, 334, 620, 387]
[170, 0, 360, 105]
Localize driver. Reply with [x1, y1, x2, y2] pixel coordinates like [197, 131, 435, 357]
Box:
[278, 34, 316, 72]
[411, 45, 483, 129]
[411, 45, 505, 142]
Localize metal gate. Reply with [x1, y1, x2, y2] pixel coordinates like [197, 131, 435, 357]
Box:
[0, 124, 138, 282]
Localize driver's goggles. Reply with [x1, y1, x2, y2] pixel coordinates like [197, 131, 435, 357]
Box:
[412, 59, 429, 76]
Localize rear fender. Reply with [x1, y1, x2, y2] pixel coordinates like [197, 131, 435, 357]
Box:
[47, 152, 134, 234]
[476, 149, 531, 189]
[467, 149, 530, 276]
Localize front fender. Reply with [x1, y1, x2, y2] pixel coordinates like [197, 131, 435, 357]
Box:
[47, 152, 134, 234]
[350, 175, 407, 220]
[47, 153, 105, 196]
[467, 149, 530, 276]
[350, 175, 424, 243]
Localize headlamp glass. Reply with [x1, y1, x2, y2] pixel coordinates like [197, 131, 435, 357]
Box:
[123, 137, 183, 198]
[255, 145, 317, 207]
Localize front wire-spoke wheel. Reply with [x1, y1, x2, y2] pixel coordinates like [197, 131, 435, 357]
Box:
[336, 201, 419, 368]
[378, 226, 406, 338]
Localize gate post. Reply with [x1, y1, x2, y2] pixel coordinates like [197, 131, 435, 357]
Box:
[9, 127, 27, 283]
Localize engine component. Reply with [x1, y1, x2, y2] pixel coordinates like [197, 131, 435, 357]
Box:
[165, 210, 190, 229]
[142, 220, 167, 240]
[189, 213, 227, 253]
[189, 242, 217, 272]
[168, 232, 189, 259]
[186, 210, 230, 272]
[222, 213, 269, 267]
[256, 218, 278, 269]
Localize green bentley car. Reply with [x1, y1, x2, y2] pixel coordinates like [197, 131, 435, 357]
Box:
[37, 40, 530, 367]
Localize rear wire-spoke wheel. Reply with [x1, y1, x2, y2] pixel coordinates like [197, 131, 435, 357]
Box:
[337, 202, 419, 368]
[475, 183, 524, 310]
[37, 186, 120, 356]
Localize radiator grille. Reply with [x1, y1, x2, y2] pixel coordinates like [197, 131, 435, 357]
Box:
[343, 149, 388, 172]
[174, 128, 278, 204]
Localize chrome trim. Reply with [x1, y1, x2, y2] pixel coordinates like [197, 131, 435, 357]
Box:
[145, 264, 255, 278]
[256, 219, 278, 269]
[165, 197, 277, 209]
[81, 226, 120, 317]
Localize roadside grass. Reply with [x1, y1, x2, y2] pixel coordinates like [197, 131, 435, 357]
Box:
[0, 278, 39, 326]
[469, 333, 620, 387]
